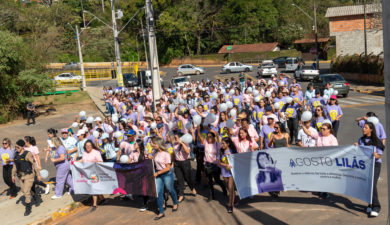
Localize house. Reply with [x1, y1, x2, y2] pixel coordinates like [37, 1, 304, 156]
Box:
[218, 42, 279, 54]
[293, 37, 330, 60]
[325, 3, 383, 56]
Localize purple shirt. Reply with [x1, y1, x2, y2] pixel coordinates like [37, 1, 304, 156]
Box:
[260, 125, 275, 149]
[232, 95, 243, 109]
[308, 97, 325, 112]
[54, 145, 68, 166]
[358, 137, 383, 163]
[282, 103, 299, 118]
[312, 117, 325, 131]
[218, 149, 232, 178]
[289, 83, 302, 89]
[0, 148, 14, 166]
[325, 105, 343, 122]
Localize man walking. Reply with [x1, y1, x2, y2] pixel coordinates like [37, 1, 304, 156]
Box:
[26, 102, 36, 126]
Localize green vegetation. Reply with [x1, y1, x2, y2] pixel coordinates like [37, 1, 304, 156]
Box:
[331, 53, 384, 76]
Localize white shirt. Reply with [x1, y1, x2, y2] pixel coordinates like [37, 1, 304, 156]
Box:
[297, 127, 318, 147]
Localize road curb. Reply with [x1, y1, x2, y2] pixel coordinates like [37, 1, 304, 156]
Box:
[28, 201, 85, 225]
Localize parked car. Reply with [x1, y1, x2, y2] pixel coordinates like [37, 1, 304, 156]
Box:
[144, 71, 164, 88]
[123, 73, 139, 87]
[257, 60, 278, 78]
[285, 57, 304, 72]
[62, 62, 79, 70]
[309, 74, 350, 97]
[177, 64, 204, 76]
[54, 73, 82, 82]
[294, 65, 319, 81]
[171, 76, 190, 88]
[273, 56, 288, 68]
[221, 62, 253, 73]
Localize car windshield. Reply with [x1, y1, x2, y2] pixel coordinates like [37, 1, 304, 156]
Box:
[262, 63, 274, 67]
[286, 59, 296, 64]
[174, 78, 187, 83]
[323, 75, 345, 83]
[302, 65, 314, 69]
[123, 74, 136, 79]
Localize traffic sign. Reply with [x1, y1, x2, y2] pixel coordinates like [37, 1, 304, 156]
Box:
[227, 46, 232, 51]
[310, 47, 317, 55]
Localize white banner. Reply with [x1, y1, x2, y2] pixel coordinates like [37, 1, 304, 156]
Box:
[228, 145, 374, 203]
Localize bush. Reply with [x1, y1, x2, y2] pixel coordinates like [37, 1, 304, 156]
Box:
[331, 54, 383, 76]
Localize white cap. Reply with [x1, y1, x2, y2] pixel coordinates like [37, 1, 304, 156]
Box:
[77, 130, 85, 136]
[94, 117, 102, 122]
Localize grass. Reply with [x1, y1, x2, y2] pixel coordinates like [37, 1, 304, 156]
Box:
[33, 91, 90, 106]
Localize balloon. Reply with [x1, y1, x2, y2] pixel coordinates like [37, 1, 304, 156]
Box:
[120, 155, 129, 164]
[40, 169, 49, 179]
[230, 109, 237, 117]
[227, 101, 233, 108]
[205, 113, 216, 124]
[185, 122, 193, 130]
[168, 104, 176, 112]
[254, 96, 261, 102]
[323, 95, 329, 101]
[109, 90, 113, 95]
[79, 111, 86, 117]
[150, 122, 157, 130]
[229, 90, 235, 95]
[112, 114, 118, 123]
[226, 119, 235, 129]
[286, 97, 293, 104]
[72, 122, 78, 128]
[334, 90, 339, 96]
[280, 81, 284, 86]
[221, 89, 226, 94]
[114, 131, 122, 138]
[212, 92, 218, 99]
[265, 91, 271, 98]
[367, 116, 379, 126]
[180, 134, 193, 144]
[193, 115, 202, 125]
[137, 130, 144, 137]
[86, 116, 94, 124]
[253, 90, 259, 96]
[274, 102, 281, 110]
[247, 87, 253, 93]
[220, 103, 228, 112]
[106, 126, 114, 133]
[301, 111, 313, 122]
[137, 105, 144, 113]
[169, 121, 175, 129]
[93, 131, 100, 139]
[267, 80, 273, 85]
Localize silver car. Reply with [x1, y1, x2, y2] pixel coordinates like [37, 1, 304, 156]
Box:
[257, 60, 278, 77]
[222, 62, 253, 73]
[177, 64, 204, 76]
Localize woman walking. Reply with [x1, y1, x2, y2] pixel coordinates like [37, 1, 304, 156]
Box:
[325, 95, 343, 137]
[0, 138, 18, 198]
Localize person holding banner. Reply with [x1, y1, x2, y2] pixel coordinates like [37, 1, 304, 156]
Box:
[356, 122, 384, 217]
[297, 119, 318, 148]
[268, 122, 290, 149]
[218, 137, 237, 213]
[150, 137, 178, 220]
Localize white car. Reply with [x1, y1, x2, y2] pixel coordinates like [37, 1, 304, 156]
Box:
[221, 62, 253, 73]
[177, 64, 204, 76]
[294, 65, 319, 81]
[54, 73, 82, 82]
[257, 60, 278, 77]
[171, 76, 190, 88]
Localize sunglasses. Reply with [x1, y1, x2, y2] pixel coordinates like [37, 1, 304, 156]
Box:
[316, 109, 322, 111]
[2, 142, 8, 145]
[274, 127, 280, 129]
[321, 128, 328, 130]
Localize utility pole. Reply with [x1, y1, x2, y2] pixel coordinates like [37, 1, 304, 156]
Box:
[80, 0, 86, 28]
[140, 19, 149, 71]
[75, 26, 86, 90]
[111, 0, 123, 87]
[314, 1, 319, 69]
[363, 0, 368, 56]
[382, 0, 390, 223]
[101, 0, 105, 12]
[145, 0, 162, 109]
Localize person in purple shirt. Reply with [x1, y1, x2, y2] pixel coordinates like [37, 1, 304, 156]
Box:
[281, 100, 300, 144]
[324, 95, 343, 137]
[0, 138, 17, 198]
[232, 88, 244, 110]
[260, 117, 276, 149]
[274, 92, 286, 110]
[307, 89, 325, 112]
[312, 106, 327, 132]
[202, 95, 213, 111]
[356, 122, 384, 217]
[356, 112, 386, 145]
[289, 79, 302, 90]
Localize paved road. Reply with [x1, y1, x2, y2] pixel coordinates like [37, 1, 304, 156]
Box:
[52, 63, 388, 225]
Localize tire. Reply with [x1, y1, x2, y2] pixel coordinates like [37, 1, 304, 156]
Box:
[226, 69, 231, 74]
[245, 67, 250, 72]
[195, 70, 200, 75]
[342, 93, 348, 98]
[178, 72, 183, 76]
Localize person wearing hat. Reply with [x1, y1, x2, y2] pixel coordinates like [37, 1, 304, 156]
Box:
[118, 130, 140, 163]
[325, 95, 343, 137]
[74, 129, 87, 160]
[260, 116, 276, 150]
[101, 133, 118, 162]
[261, 105, 278, 126]
[12, 139, 40, 216]
[297, 115, 318, 148]
[138, 112, 154, 137]
[60, 128, 77, 160]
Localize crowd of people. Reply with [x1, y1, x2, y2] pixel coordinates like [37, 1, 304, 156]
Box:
[0, 73, 386, 219]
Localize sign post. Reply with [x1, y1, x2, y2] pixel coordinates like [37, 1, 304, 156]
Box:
[227, 46, 232, 61]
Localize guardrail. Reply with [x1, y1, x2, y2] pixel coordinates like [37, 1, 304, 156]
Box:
[48, 67, 136, 80]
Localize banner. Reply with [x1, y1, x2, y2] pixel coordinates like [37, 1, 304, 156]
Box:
[72, 159, 157, 197]
[228, 145, 374, 203]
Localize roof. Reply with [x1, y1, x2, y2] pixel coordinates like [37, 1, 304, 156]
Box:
[218, 42, 278, 54]
[325, 3, 381, 18]
[294, 37, 330, 44]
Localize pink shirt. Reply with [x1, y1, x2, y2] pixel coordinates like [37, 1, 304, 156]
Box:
[82, 149, 103, 163]
[25, 146, 40, 167]
[232, 136, 258, 153]
[261, 113, 279, 125]
[178, 115, 189, 134]
[173, 143, 189, 161]
[203, 141, 219, 164]
[247, 125, 259, 141]
[316, 134, 338, 147]
[154, 151, 171, 171]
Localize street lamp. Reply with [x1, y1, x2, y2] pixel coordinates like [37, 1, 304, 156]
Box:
[292, 2, 320, 69]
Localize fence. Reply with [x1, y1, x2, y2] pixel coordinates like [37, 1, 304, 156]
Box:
[48, 67, 136, 80]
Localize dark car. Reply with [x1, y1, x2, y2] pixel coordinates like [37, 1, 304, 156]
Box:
[272, 56, 288, 68]
[309, 73, 350, 97]
[123, 73, 139, 87]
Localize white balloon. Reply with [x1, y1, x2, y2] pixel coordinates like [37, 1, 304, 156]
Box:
[253, 90, 259, 96]
[220, 103, 228, 112]
[229, 90, 235, 95]
[334, 90, 339, 96]
[247, 87, 253, 93]
[274, 102, 281, 110]
[86, 116, 94, 124]
[286, 97, 293, 104]
[367, 117, 379, 126]
[79, 111, 86, 117]
[193, 115, 202, 126]
[221, 89, 226, 94]
[112, 114, 118, 123]
[280, 81, 284, 86]
[109, 90, 113, 95]
[168, 104, 176, 112]
[185, 122, 193, 130]
[230, 109, 237, 117]
[301, 111, 313, 122]
[226, 119, 235, 129]
[323, 95, 329, 101]
[169, 121, 175, 129]
[150, 122, 157, 130]
[93, 131, 100, 139]
[40, 169, 49, 179]
[114, 131, 122, 138]
[212, 92, 218, 99]
[255, 96, 261, 102]
[107, 126, 114, 133]
[265, 91, 271, 98]
[205, 113, 217, 124]
[120, 155, 129, 164]
[137, 105, 144, 113]
[267, 80, 273, 85]
[72, 122, 78, 128]
[226, 101, 233, 108]
[180, 134, 193, 144]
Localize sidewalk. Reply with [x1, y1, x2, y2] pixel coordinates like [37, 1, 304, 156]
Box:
[349, 83, 385, 95]
[86, 87, 107, 116]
